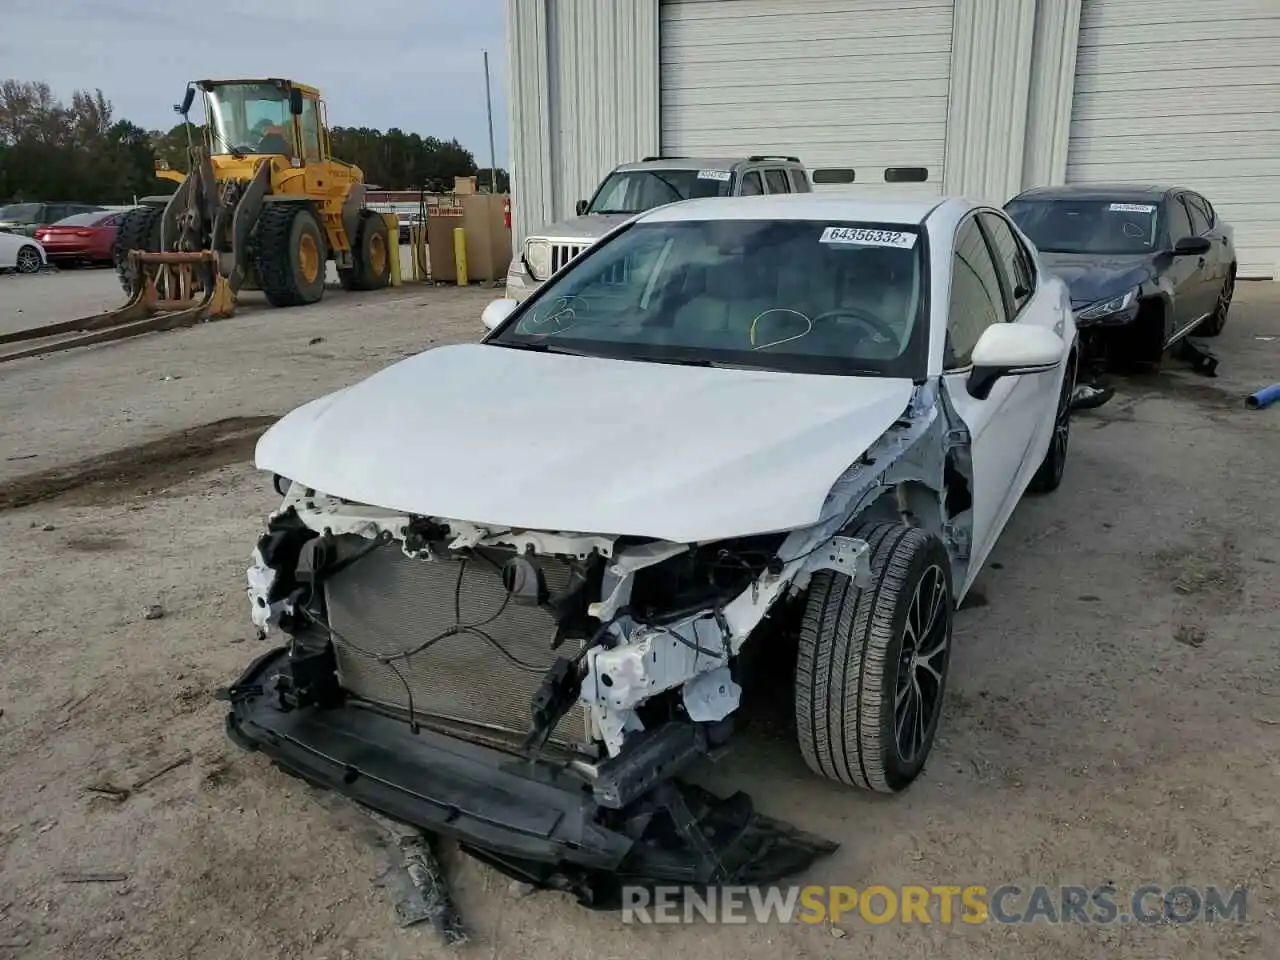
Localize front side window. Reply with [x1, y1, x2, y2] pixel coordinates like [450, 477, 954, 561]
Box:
[740, 171, 764, 196]
[1183, 194, 1211, 235]
[1166, 198, 1192, 242]
[204, 82, 296, 157]
[1005, 198, 1161, 255]
[586, 169, 731, 214]
[946, 219, 1004, 368]
[764, 169, 791, 194]
[978, 212, 1035, 315]
[490, 218, 927, 377]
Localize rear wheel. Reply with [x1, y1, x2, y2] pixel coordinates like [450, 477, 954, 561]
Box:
[15, 245, 42, 274]
[794, 522, 954, 792]
[253, 204, 327, 307]
[1027, 352, 1076, 494]
[339, 209, 392, 291]
[1193, 267, 1235, 337]
[113, 206, 163, 292]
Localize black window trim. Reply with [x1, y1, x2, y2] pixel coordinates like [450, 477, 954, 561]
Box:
[943, 211, 1007, 372]
[1166, 193, 1194, 243]
[1182, 191, 1213, 235]
[975, 208, 1036, 322]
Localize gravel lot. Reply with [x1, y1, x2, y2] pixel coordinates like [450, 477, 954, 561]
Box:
[0, 268, 1278, 960]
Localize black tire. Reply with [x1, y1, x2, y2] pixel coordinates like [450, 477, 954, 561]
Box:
[113, 206, 163, 292]
[1027, 352, 1076, 494]
[1193, 266, 1235, 337]
[795, 522, 954, 792]
[15, 244, 43, 274]
[339, 209, 392, 291]
[253, 204, 327, 307]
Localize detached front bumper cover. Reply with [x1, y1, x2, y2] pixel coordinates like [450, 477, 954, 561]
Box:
[223, 648, 837, 907]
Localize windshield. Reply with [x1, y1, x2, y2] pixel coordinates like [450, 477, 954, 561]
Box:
[0, 203, 41, 221]
[587, 169, 733, 214]
[1006, 198, 1161, 255]
[490, 219, 926, 377]
[204, 82, 295, 157]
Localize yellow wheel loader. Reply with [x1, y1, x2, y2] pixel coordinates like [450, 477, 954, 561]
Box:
[1, 78, 390, 364]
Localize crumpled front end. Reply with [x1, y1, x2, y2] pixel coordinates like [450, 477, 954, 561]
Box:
[225, 391, 947, 900]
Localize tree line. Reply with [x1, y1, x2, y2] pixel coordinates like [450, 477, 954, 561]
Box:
[1, 79, 509, 205]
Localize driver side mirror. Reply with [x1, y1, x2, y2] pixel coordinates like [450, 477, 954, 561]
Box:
[482, 298, 519, 331]
[966, 324, 1064, 400]
[177, 85, 195, 117]
[575, 199, 588, 216]
[289, 88, 304, 116]
[1171, 235, 1211, 256]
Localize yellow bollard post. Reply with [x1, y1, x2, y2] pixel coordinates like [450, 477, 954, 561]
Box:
[453, 226, 468, 286]
[381, 213, 402, 287]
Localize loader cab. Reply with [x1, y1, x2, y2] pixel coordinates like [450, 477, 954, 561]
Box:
[198, 79, 329, 165]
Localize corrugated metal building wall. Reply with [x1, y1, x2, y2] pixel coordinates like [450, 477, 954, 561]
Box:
[506, 0, 1276, 277]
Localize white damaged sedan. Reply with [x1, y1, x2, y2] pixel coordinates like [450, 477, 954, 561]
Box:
[227, 194, 1077, 900]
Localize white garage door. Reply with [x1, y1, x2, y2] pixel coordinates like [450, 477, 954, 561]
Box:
[1067, 0, 1280, 278]
[659, 0, 954, 198]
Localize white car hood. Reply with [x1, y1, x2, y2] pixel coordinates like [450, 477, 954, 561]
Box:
[255, 343, 915, 543]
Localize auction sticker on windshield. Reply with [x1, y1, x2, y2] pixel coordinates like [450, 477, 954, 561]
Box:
[1109, 203, 1156, 213]
[697, 169, 731, 181]
[819, 226, 917, 249]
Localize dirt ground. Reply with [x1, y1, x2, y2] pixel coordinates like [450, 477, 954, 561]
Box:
[0, 268, 1278, 959]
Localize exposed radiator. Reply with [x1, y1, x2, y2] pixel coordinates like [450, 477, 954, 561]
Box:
[324, 546, 586, 747]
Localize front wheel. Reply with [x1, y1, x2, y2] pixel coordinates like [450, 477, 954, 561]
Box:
[794, 522, 954, 793]
[15, 245, 42, 274]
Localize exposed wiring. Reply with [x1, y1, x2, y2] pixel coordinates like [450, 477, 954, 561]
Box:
[294, 542, 563, 733]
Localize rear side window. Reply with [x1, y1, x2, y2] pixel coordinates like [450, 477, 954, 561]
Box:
[946, 218, 1006, 368]
[764, 169, 790, 194]
[739, 171, 764, 196]
[788, 168, 810, 192]
[978, 212, 1035, 315]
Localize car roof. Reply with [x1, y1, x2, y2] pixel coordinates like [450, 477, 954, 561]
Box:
[613, 157, 800, 173]
[637, 193, 952, 226]
[1012, 183, 1176, 202]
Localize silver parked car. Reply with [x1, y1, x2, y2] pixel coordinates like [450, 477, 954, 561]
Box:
[506, 155, 812, 301]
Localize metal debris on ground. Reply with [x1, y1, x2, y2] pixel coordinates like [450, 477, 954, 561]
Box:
[1173, 338, 1220, 377]
[360, 807, 467, 947]
[56, 871, 129, 884]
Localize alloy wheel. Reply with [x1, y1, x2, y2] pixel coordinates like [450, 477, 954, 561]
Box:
[16, 247, 40, 273]
[894, 563, 949, 764]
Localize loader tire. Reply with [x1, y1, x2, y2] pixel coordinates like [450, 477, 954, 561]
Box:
[340, 209, 391, 291]
[254, 204, 327, 308]
[794, 521, 954, 793]
[113, 206, 163, 293]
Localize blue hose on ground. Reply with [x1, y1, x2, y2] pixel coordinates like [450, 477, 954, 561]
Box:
[1245, 383, 1280, 410]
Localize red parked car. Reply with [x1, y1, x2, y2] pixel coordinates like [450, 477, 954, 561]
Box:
[34, 210, 130, 265]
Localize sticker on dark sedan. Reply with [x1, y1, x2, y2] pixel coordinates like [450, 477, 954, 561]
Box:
[697, 169, 731, 181]
[819, 226, 917, 249]
[1109, 203, 1156, 213]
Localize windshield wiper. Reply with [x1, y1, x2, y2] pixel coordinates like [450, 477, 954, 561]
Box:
[588, 208, 638, 215]
[490, 340, 588, 357]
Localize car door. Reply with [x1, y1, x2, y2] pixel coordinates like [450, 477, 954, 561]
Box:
[1162, 195, 1209, 338]
[1185, 192, 1229, 291]
[940, 213, 1049, 582]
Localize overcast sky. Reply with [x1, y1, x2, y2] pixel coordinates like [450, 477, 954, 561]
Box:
[3, 0, 510, 167]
